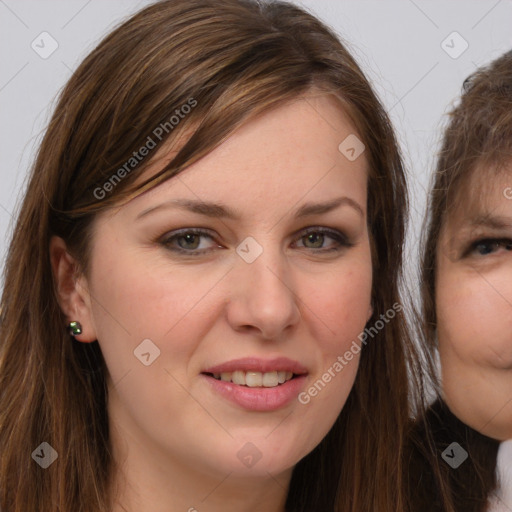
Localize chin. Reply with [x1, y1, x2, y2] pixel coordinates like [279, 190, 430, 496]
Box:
[212, 437, 307, 479]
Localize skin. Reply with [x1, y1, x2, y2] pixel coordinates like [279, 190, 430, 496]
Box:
[50, 91, 373, 512]
[436, 166, 512, 441]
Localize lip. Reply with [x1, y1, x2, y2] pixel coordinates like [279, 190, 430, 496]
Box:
[201, 373, 308, 411]
[201, 357, 309, 412]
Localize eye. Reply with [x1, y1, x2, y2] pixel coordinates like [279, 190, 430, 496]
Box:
[294, 227, 352, 252]
[174, 231, 208, 250]
[161, 229, 219, 255]
[467, 238, 512, 257]
[159, 227, 352, 256]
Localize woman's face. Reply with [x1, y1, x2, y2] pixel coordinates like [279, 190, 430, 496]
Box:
[66, 93, 372, 488]
[436, 167, 512, 440]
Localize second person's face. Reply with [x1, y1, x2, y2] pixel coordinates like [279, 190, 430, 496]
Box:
[436, 166, 512, 440]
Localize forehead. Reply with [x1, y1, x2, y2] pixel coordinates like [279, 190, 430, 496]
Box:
[443, 160, 512, 231]
[131, 94, 367, 202]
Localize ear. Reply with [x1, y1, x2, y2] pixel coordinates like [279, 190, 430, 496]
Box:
[49, 236, 97, 343]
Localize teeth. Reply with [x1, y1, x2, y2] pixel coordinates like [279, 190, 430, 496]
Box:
[245, 372, 262, 387]
[211, 370, 295, 387]
[232, 371, 246, 385]
[262, 371, 279, 387]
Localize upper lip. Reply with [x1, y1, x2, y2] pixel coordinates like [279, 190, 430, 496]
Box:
[202, 357, 308, 375]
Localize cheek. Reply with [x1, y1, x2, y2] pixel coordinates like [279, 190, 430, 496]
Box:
[88, 251, 222, 439]
[300, 257, 372, 396]
[437, 271, 512, 369]
[87, 247, 221, 386]
[313, 262, 373, 347]
[293, 263, 372, 447]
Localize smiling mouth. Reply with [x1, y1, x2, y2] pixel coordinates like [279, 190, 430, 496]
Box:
[203, 370, 296, 388]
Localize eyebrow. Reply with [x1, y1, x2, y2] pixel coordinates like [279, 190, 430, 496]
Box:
[135, 196, 364, 221]
[465, 214, 512, 230]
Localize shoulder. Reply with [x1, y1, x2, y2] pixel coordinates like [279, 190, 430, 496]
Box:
[405, 399, 500, 512]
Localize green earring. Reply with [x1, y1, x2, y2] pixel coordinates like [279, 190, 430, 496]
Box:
[68, 321, 83, 336]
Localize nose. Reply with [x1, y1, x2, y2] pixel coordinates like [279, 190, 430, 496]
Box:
[225, 243, 301, 340]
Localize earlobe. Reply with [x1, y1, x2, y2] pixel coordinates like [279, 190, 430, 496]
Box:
[49, 236, 97, 343]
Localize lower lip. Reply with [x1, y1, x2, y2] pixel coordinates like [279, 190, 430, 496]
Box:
[201, 374, 307, 411]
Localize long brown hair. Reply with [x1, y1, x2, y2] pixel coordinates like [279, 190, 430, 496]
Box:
[0, 1, 420, 510]
[410, 50, 512, 511]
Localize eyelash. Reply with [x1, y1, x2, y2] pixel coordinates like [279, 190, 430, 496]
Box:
[159, 227, 353, 256]
[464, 237, 512, 257]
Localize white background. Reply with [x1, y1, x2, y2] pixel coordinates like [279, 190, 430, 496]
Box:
[1, 0, 511, 295]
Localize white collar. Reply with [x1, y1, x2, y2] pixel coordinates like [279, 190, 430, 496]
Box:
[488, 440, 512, 511]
